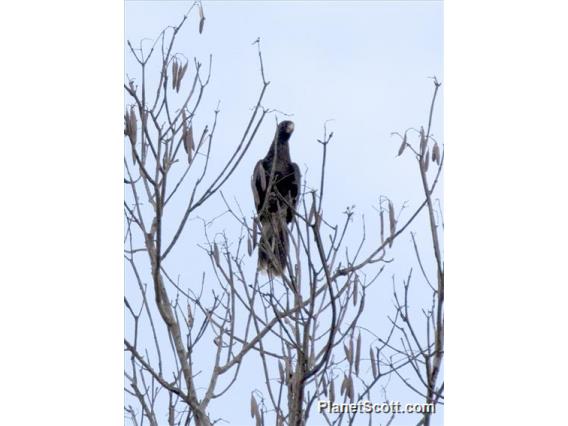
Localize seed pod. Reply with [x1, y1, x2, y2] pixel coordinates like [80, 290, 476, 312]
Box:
[177, 61, 189, 92]
[213, 242, 220, 266]
[250, 394, 259, 419]
[344, 343, 352, 365]
[397, 132, 407, 156]
[124, 110, 130, 136]
[252, 218, 258, 248]
[278, 361, 285, 384]
[355, 332, 362, 376]
[187, 304, 193, 328]
[424, 148, 430, 172]
[370, 347, 377, 379]
[432, 142, 440, 165]
[198, 4, 205, 34]
[379, 209, 384, 244]
[347, 376, 354, 401]
[353, 275, 358, 306]
[129, 106, 137, 146]
[322, 375, 328, 397]
[247, 236, 252, 256]
[172, 59, 178, 90]
[184, 127, 195, 158]
[329, 378, 335, 404]
[419, 126, 427, 155]
[340, 375, 347, 396]
[388, 200, 396, 247]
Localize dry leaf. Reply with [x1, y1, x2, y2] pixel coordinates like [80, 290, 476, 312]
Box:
[424, 148, 430, 172]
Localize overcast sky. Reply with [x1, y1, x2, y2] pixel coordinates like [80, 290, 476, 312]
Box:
[125, 1, 443, 424]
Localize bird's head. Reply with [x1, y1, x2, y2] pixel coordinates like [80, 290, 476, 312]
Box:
[276, 120, 295, 142]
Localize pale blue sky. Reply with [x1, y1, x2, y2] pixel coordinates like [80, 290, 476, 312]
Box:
[125, 1, 443, 424]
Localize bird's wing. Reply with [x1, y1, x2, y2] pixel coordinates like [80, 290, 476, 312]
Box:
[290, 162, 302, 208]
[251, 160, 268, 213]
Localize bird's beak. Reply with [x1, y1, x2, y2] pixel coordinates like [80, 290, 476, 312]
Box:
[286, 122, 295, 133]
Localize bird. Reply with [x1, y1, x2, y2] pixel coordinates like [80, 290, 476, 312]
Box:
[251, 120, 301, 276]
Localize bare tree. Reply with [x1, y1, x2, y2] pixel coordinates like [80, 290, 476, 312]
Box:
[124, 4, 443, 425]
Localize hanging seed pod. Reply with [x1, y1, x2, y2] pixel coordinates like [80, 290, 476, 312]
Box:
[353, 275, 358, 306]
[370, 347, 377, 379]
[340, 375, 347, 396]
[329, 378, 335, 404]
[388, 200, 396, 247]
[198, 4, 205, 34]
[432, 141, 440, 165]
[397, 132, 407, 156]
[419, 126, 427, 155]
[129, 106, 137, 146]
[252, 218, 258, 249]
[424, 148, 430, 172]
[379, 208, 384, 244]
[347, 376, 354, 401]
[124, 110, 130, 136]
[355, 332, 362, 376]
[177, 61, 189, 93]
[171, 59, 179, 90]
[250, 394, 260, 419]
[184, 127, 195, 160]
[344, 343, 352, 365]
[278, 361, 285, 384]
[247, 236, 252, 256]
[322, 375, 328, 397]
[213, 242, 220, 266]
[187, 304, 193, 328]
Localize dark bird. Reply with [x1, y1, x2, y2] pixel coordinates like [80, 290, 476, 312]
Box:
[251, 120, 301, 276]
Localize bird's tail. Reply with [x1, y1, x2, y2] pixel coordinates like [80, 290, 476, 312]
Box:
[258, 215, 289, 277]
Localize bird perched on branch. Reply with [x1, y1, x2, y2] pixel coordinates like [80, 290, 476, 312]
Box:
[251, 120, 301, 276]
